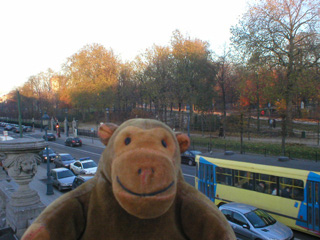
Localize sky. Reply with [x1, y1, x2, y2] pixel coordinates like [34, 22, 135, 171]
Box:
[0, 0, 249, 97]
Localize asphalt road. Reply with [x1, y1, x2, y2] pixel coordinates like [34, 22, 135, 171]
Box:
[31, 131, 196, 186]
[2, 128, 318, 240]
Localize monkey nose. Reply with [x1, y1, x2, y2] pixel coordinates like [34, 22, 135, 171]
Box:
[138, 167, 155, 185]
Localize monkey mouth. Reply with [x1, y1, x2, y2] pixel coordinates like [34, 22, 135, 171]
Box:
[116, 176, 174, 197]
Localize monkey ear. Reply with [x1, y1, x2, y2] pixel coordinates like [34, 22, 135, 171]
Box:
[175, 133, 190, 153]
[98, 123, 118, 146]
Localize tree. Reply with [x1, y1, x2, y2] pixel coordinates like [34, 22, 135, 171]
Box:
[214, 47, 239, 137]
[116, 62, 139, 113]
[231, 0, 320, 152]
[170, 30, 214, 130]
[141, 45, 174, 121]
[63, 43, 120, 120]
[20, 69, 56, 117]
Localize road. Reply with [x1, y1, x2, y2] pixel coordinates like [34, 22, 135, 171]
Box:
[33, 134, 196, 186]
[3, 128, 318, 240]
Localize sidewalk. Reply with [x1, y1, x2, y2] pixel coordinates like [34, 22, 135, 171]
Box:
[26, 129, 105, 207]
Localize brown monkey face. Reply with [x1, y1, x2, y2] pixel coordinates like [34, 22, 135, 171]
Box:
[111, 126, 178, 219]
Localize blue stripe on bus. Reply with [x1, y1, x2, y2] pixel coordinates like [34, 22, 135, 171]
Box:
[198, 157, 216, 202]
[296, 172, 320, 230]
[308, 172, 320, 182]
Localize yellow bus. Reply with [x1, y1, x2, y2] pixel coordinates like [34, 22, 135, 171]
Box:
[195, 152, 320, 237]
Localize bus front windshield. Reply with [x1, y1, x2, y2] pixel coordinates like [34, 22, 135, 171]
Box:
[245, 209, 276, 228]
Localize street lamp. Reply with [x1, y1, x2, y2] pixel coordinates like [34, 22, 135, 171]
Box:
[40, 109, 42, 132]
[42, 112, 54, 195]
[186, 105, 190, 137]
[106, 108, 110, 122]
[32, 117, 35, 132]
[65, 108, 69, 137]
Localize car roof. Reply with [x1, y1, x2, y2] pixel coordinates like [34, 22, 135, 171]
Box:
[59, 153, 72, 156]
[79, 160, 95, 164]
[220, 202, 257, 214]
[51, 167, 71, 172]
[189, 150, 202, 153]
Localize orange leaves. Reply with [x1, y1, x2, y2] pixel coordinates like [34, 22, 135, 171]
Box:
[275, 99, 287, 115]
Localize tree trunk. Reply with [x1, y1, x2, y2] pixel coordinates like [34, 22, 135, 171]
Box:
[281, 115, 286, 156]
[240, 113, 244, 154]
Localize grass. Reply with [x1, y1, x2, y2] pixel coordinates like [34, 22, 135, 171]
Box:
[190, 136, 320, 162]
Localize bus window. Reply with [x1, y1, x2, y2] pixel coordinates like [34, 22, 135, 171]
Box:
[216, 167, 226, 184]
[292, 179, 304, 201]
[255, 173, 277, 194]
[207, 165, 214, 182]
[256, 181, 266, 193]
[279, 177, 304, 200]
[225, 168, 233, 185]
[234, 170, 253, 190]
[199, 163, 205, 179]
[216, 167, 232, 186]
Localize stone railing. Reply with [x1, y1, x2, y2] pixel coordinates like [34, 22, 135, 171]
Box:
[0, 138, 47, 238]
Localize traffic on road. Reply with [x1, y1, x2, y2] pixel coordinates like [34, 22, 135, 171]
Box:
[0, 122, 317, 240]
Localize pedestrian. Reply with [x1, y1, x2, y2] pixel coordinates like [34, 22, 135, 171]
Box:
[219, 127, 224, 137]
[273, 119, 276, 128]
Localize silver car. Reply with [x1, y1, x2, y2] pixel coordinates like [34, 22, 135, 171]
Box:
[219, 202, 294, 240]
[50, 168, 76, 191]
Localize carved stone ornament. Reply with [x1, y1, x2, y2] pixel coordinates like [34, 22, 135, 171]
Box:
[0, 138, 47, 207]
[4, 153, 40, 207]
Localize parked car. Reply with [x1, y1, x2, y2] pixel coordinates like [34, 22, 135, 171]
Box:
[54, 153, 76, 168]
[4, 125, 13, 131]
[23, 126, 33, 132]
[13, 125, 25, 133]
[13, 127, 21, 133]
[219, 202, 294, 240]
[50, 168, 76, 191]
[43, 133, 56, 141]
[72, 174, 95, 189]
[180, 150, 202, 166]
[70, 159, 97, 175]
[39, 148, 57, 163]
[65, 137, 82, 147]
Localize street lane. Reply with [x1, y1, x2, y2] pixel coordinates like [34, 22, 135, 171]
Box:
[4, 129, 318, 239]
[29, 132, 196, 186]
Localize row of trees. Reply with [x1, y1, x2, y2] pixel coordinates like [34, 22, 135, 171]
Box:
[1, 0, 319, 153]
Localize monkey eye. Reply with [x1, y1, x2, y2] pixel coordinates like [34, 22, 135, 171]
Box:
[161, 140, 167, 148]
[124, 137, 131, 145]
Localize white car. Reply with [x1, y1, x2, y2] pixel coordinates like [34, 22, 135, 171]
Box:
[70, 159, 97, 175]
